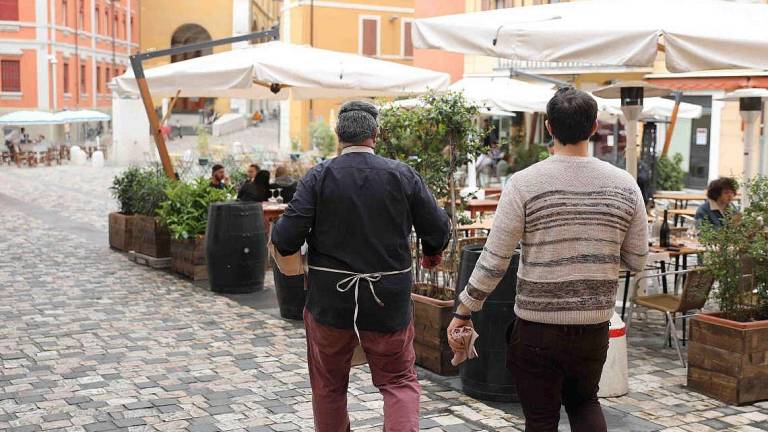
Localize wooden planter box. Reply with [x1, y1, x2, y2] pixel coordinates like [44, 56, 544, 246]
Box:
[132, 215, 171, 258]
[171, 236, 208, 281]
[412, 292, 458, 376]
[108, 212, 134, 252]
[688, 313, 768, 405]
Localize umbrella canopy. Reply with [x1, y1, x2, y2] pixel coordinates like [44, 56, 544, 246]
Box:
[449, 77, 555, 113]
[54, 109, 111, 123]
[113, 41, 450, 100]
[0, 110, 63, 125]
[597, 97, 703, 122]
[413, 0, 768, 73]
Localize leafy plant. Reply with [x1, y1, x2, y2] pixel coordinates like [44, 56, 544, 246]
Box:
[699, 175, 768, 322]
[132, 166, 172, 217]
[309, 119, 337, 158]
[511, 144, 548, 173]
[291, 137, 301, 152]
[156, 177, 235, 240]
[195, 125, 210, 156]
[656, 153, 687, 191]
[110, 166, 142, 214]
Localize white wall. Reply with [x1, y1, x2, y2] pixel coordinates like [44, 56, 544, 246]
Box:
[111, 96, 152, 166]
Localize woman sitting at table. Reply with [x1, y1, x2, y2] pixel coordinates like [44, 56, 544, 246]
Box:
[695, 177, 738, 229]
[237, 164, 271, 202]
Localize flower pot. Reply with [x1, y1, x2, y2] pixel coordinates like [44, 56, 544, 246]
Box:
[411, 290, 457, 376]
[108, 212, 134, 252]
[171, 236, 208, 281]
[687, 312, 768, 405]
[132, 215, 171, 258]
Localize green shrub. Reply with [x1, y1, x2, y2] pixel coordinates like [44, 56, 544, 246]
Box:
[156, 177, 235, 240]
[132, 167, 172, 217]
[110, 166, 142, 214]
[657, 153, 687, 191]
[309, 119, 337, 158]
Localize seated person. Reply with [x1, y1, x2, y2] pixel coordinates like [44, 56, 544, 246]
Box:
[238, 164, 270, 202]
[270, 165, 297, 202]
[695, 177, 738, 229]
[210, 164, 230, 189]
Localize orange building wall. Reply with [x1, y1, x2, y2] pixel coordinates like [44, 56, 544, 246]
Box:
[413, 0, 464, 83]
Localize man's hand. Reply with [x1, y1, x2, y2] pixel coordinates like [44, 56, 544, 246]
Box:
[447, 302, 474, 352]
[421, 254, 442, 269]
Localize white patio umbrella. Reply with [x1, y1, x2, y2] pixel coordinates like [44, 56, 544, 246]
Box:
[412, 0, 768, 73]
[449, 77, 556, 113]
[54, 109, 111, 123]
[0, 111, 63, 125]
[113, 41, 450, 100]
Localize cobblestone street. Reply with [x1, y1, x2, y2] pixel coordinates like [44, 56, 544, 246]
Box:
[1, 165, 768, 432]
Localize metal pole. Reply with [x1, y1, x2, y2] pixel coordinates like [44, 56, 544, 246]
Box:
[448, 132, 459, 296]
[620, 87, 644, 179]
[740, 97, 761, 208]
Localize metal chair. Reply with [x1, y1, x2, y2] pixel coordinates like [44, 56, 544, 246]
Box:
[626, 268, 715, 367]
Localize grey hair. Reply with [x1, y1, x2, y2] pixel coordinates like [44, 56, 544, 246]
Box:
[336, 100, 379, 145]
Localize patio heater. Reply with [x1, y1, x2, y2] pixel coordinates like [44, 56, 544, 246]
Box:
[717, 88, 768, 208]
[594, 81, 671, 179]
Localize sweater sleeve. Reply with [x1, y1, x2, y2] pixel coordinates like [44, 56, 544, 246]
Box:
[620, 185, 650, 272]
[459, 177, 524, 312]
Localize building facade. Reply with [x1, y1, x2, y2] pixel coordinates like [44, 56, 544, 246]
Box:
[0, 0, 138, 113]
[281, 0, 416, 151]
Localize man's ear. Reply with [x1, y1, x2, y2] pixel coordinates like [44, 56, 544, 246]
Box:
[591, 120, 599, 136]
[545, 120, 553, 136]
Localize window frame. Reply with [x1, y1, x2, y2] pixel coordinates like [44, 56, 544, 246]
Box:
[400, 18, 414, 59]
[0, 59, 21, 93]
[0, 0, 19, 21]
[358, 15, 381, 57]
[62, 61, 70, 95]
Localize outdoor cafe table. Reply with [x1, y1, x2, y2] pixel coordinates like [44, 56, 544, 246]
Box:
[667, 208, 697, 226]
[465, 199, 499, 218]
[653, 192, 706, 209]
[483, 186, 502, 198]
[263, 203, 288, 225]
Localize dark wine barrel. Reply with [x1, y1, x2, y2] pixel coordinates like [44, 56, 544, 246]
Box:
[206, 201, 267, 293]
[270, 257, 306, 320]
[455, 245, 520, 402]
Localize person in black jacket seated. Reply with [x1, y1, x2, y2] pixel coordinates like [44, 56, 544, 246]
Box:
[237, 164, 270, 202]
[271, 100, 451, 432]
[269, 165, 298, 202]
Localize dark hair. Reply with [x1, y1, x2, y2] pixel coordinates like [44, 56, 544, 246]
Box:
[211, 164, 224, 174]
[545, 86, 598, 145]
[249, 163, 260, 171]
[707, 177, 739, 201]
[336, 100, 379, 145]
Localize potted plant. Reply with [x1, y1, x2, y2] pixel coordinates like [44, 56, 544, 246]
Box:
[132, 167, 173, 259]
[689, 176, 768, 405]
[310, 119, 337, 159]
[379, 90, 488, 375]
[108, 166, 141, 251]
[156, 177, 234, 280]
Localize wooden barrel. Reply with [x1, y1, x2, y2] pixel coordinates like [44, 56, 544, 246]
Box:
[455, 245, 520, 402]
[205, 202, 267, 293]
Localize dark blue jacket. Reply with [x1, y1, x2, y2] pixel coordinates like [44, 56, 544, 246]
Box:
[271, 151, 451, 332]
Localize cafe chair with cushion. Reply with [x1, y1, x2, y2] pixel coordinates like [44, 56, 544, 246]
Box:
[625, 268, 715, 367]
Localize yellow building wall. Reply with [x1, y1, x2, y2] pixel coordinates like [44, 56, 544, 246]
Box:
[286, 0, 415, 150]
[140, 0, 235, 113]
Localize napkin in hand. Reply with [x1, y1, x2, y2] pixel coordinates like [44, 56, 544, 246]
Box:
[449, 326, 479, 366]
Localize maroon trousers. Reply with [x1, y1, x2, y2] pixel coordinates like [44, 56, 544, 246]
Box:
[303, 309, 420, 432]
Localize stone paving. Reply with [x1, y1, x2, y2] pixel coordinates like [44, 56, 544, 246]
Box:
[1, 164, 767, 432]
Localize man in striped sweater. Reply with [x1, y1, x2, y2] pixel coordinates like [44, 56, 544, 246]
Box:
[449, 87, 649, 432]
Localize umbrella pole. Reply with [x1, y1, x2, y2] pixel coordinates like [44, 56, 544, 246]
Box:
[134, 74, 175, 179]
[661, 92, 681, 157]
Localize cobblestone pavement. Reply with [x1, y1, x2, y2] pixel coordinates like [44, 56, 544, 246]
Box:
[1, 164, 767, 432]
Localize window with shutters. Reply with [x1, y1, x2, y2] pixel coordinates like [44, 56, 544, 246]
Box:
[80, 64, 86, 93]
[360, 17, 379, 57]
[105, 66, 110, 85]
[113, 13, 118, 37]
[105, 9, 109, 34]
[96, 65, 101, 93]
[122, 15, 127, 38]
[402, 20, 413, 58]
[78, 0, 84, 29]
[0, 0, 19, 21]
[63, 62, 70, 94]
[95, 6, 100, 33]
[1, 60, 20, 92]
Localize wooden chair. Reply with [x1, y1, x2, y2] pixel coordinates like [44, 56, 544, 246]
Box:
[626, 268, 715, 367]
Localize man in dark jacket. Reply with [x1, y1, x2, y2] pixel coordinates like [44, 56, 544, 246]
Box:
[271, 101, 451, 432]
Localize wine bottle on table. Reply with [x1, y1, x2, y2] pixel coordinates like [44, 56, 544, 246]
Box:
[660, 209, 671, 248]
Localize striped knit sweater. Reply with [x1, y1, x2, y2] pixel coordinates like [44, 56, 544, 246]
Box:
[459, 154, 649, 325]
